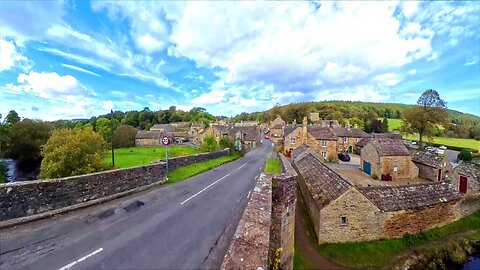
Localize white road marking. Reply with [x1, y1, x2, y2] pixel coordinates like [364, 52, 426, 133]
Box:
[58, 248, 103, 270]
[247, 191, 251, 198]
[237, 160, 251, 170]
[180, 174, 231, 205]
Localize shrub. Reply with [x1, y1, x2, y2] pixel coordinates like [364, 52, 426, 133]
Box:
[201, 135, 219, 152]
[457, 149, 473, 161]
[219, 136, 235, 150]
[326, 153, 338, 163]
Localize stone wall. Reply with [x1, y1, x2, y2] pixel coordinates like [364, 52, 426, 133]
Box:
[0, 149, 230, 221]
[416, 163, 440, 182]
[135, 138, 160, 146]
[380, 156, 419, 180]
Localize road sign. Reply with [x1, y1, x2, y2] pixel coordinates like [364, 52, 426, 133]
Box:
[162, 136, 170, 146]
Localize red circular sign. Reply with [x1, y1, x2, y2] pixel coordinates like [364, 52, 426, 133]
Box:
[161, 136, 170, 146]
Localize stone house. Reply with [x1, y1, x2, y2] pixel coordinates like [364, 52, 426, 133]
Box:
[135, 130, 162, 146]
[228, 126, 260, 151]
[294, 150, 461, 244]
[283, 117, 337, 159]
[234, 121, 258, 127]
[207, 125, 230, 142]
[354, 133, 402, 155]
[269, 115, 286, 143]
[360, 139, 419, 181]
[150, 124, 174, 132]
[333, 127, 370, 153]
[452, 162, 480, 195]
[317, 120, 340, 128]
[411, 150, 453, 181]
[189, 124, 204, 144]
[308, 112, 320, 122]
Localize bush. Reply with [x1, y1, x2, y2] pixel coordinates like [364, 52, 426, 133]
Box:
[326, 153, 338, 163]
[457, 149, 473, 161]
[201, 136, 219, 152]
[219, 136, 235, 150]
[40, 128, 107, 179]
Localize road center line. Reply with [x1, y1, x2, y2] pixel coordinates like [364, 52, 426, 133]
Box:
[57, 248, 103, 270]
[180, 173, 231, 205]
[237, 160, 251, 170]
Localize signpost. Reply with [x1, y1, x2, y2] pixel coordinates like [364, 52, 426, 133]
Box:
[161, 135, 170, 180]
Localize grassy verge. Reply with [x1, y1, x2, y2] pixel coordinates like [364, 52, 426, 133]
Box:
[167, 154, 241, 184]
[265, 157, 281, 174]
[293, 246, 316, 270]
[103, 146, 199, 168]
[316, 211, 480, 269]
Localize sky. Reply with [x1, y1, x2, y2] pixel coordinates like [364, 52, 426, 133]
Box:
[0, 1, 479, 121]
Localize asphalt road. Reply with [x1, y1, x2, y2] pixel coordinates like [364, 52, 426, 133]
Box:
[0, 143, 274, 270]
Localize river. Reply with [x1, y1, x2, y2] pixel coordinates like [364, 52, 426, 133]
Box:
[461, 256, 480, 270]
[0, 159, 39, 182]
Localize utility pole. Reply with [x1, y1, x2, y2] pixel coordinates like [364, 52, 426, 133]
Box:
[111, 109, 115, 168]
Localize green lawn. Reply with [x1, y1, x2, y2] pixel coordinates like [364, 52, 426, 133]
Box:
[316, 211, 480, 269]
[167, 155, 241, 184]
[385, 118, 403, 131]
[265, 157, 281, 174]
[103, 146, 200, 168]
[293, 247, 316, 270]
[404, 134, 480, 152]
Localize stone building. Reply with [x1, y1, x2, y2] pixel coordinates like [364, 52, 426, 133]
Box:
[135, 130, 162, 146]
[452, 162, 480, 195]
[294, 150, 461, 244]
[150, 124, 174, 132]
[308, 112, 320, 122]
[229, 126, 260, 151]
[360, 138, 419, 181]
[354, 132, 402, 155]
[269, 115, 286, 143]
[411, 150, 453, 181]
[208, 125, 230, 142]
[234, 121, 258, 127]
[284, 117, 337, 159]
[317, 120, 340, 128]
[333, 127, 370, 153]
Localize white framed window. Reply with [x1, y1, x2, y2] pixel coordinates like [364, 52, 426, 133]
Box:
[322, 152, 327, 158]
[340, 216, 348, 226]
[343, 137, 348, 143]
[322, 140, 327, 147]
[290, 137, 296, 145]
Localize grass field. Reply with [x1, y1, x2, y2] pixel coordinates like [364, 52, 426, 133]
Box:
[404, 134, 480, 152]
[265, 157, 281, 174]
[103, 146, 199, 169]
[385, 118, 403, 131]
[167, 155, 241, 184]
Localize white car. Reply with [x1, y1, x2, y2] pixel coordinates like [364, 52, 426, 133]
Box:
[439, 145, 447, 150]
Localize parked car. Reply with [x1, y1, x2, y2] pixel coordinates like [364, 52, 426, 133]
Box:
[439, 145, 447, 150]
[264, 135, 270, 140]
[338, 153, 351, 162]
[411, 141, 418, 145]
[425, 146, 436, 153]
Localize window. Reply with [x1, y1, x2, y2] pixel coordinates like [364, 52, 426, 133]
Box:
[343, 137, 348, 143]
[340, 216, 348, 226]
[322, 140, 327, 147]
[290, 137, 296, 145]
[322, 152, 327, 158]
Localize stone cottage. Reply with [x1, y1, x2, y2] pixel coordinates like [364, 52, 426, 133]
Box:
[269, 115, 286, 143]
[208, 124, 230, 142]
[135, 130, 162, 146]
[229, 126, 260, 151]
[354, 133, 402, 155]
[452, 162, 480, 195]
[411, 150, 453, 181]
[360, 138, 419, 181]
[294, 150, 461, 244]
[333, 127, 370, 153]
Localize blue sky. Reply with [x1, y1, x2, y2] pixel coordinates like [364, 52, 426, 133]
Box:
[1, 1, 479, 121]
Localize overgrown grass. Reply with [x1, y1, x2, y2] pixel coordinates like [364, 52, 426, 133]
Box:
[293, 246, 316, 270]
[265, 157, 281, 174]
[103, 146, 200, 168]
[167, 155, 241, 184]
[316, 211, 480, 269]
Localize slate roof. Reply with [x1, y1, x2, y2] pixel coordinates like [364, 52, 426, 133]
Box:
[369, 138, 410, 156]
[333, 127, 370, 138]
[284, 125, 301, 137]
[356, 137, 372, 148]
[411, 150, 446, 168]
[318, 120, 340, 127]
[229, 126, 259, 141]
[150, 124, 174, 132]
[372, 132, 403, 140]
[295, 152, 351, 207]
[271, 124, 284, 129]
[455, 162, 480, 183]
[291, 144, 309, 159]
[169, 122, 192, 128]
[191, 124, 203, 128]
[135, 130, 162, 139]
[358, 182, 460, 212]
[213, 125, 230, 135]
[307, 126, 337, 140]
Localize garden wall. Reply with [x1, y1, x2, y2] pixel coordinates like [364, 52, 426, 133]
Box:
[0, 149, 230, 222]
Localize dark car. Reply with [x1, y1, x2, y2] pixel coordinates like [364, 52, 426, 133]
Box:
[338, 153, 350, 162]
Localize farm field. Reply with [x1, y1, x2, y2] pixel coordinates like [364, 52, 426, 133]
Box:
[404, 134, 479, 152]
[103, 146, 200, 169]
[385, 118, 403, 131]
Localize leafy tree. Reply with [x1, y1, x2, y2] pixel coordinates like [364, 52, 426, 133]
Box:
[201, 136, 219, 152]
[96, 117, 120, 144]
[381, 118, 389, 133]
[349, 117, 363, 129]
[457, 149, 473, 162]
[401, 90, 448, 143]
[4, 110, 20, 125]
[113, 125, 138, 148]
[471, 126, 480, 140]
[7, 119, 52, 163]
[219, 136, 235, 150]
[40, 128, 107, 178]
[370, 119, 382, 133]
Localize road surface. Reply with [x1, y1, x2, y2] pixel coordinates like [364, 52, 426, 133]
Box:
[0, 143, 274, 270]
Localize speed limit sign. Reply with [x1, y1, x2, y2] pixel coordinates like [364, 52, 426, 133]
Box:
[161, 135, 170, 146]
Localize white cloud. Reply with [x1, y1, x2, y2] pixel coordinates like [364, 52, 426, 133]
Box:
[465, 57, 478, 66]
[62, 64, 100, 77]
[402, 1, 419, 18]
[317, 87, 390, 103]
[192, 90, 225, 105]
[372, 73, 401, 87]
[0, 39, 29, 71]
[102, 101, 114, 110]
[11, 71, 87, 98]
[408, 69, 417, 76]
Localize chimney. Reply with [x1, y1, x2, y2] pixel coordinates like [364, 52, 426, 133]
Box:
[302, 116, 308, 144]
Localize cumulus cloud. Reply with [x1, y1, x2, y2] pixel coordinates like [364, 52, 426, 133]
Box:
[0, 39, 29, 72]
[408, 69, 417, 76]
[9, 71, 87, 98]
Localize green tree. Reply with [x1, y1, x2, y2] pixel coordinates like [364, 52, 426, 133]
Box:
[381, 118, 389, 132]
[401, 90, 448, 143]
[113, 125, 138, 148]
[96, 117, 120, 144]
[201, 136, 219, 152]
[7, 119, 52, 163]
[4, 110, 20, 125]
[40, 128, 107, 178]
[219, 136, 235, 150]
[457, 149, 473, 162]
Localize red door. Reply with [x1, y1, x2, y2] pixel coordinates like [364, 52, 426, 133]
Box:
[437, 169, 442, 181]
[459, 176, 468, 193]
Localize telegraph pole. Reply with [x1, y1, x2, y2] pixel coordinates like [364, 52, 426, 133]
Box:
[111, 109, 115, 168]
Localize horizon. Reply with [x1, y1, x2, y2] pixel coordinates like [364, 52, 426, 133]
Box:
[1, 1, 480, 120]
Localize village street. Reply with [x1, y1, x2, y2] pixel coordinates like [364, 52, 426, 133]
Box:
[0, 143, 274, 270]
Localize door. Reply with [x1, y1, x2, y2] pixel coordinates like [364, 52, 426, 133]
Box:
[437, 169, 442, 181]
[348, 146, 353, 153]
[363, 161, 371, 175]
[459, 176, 468, 193]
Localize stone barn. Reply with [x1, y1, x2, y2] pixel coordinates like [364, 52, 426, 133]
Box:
[411, 150, 453, 181]
[452, 162, 480, 195]
[294, 150, 461, 244]
[135, 130, 162, 146]
[360, 139, 419, 181]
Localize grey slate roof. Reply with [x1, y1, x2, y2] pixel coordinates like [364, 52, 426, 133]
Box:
[271, 124, 284, 129]
[372, 132, 403, 140]
[213, 125, 230, 135]
[333, 127, 370, 138]
[295, 152, 351, 207]
[307, 126, 337, 140]
[455, 162, 480, 183]
[284, 124, 301, 137]
[411, 150, 446, 168]
[359, 182, 460, 212]
[229, 126, 259, 141]
[369, 138, 410, 156]
[135, 130, 162, 139]
[291, 144, 309, 159]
